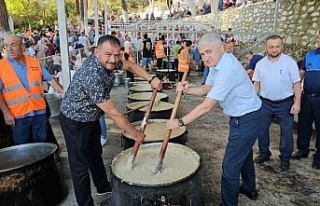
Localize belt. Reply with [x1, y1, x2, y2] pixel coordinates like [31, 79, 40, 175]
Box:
[260, 96, 294, 104]
[303, 92, 320, 97]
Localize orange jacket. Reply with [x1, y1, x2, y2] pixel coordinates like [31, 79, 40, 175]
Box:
[0, 57, 46, 118]
[178, 47, 192, 72]
[155, 40, 165, 58]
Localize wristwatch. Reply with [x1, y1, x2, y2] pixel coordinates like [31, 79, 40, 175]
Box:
[178, 118, 185, 127]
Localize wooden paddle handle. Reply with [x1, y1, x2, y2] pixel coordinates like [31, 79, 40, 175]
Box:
[123, 103, 149, 115]
[158, 71, 189, 160]
[131, 90, 158, 157]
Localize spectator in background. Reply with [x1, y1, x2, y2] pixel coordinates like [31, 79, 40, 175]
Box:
[141, 33, 153, 71]
[292, 34, 320, 169]
[155, 35, 166, 70]
[178, 40, 193, 81]
[172, 40, 182, 77]
[245, 51, 264, 80]
[191, 44, 201, 71]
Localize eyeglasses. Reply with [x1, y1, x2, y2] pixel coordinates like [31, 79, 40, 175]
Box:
[200, 49, 213, 57]
[3, 43, 21, 50]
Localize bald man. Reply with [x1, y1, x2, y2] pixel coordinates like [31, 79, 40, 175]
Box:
[0, 35, 63, 145]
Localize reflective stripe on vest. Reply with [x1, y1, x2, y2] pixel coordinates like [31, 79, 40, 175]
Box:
[0, 57, 46, 117]
[2, 83, 24, 93]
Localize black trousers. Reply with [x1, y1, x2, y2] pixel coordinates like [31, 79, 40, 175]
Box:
[157, 58, 163, 70]
[60, 114, 109, 206]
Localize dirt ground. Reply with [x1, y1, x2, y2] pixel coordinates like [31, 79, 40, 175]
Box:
[53, 71, 320, 206]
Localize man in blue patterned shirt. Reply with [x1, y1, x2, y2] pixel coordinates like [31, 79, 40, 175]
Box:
[60, 35, 162, 206]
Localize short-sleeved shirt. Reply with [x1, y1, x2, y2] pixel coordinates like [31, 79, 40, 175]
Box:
[300, 49, 320, 93]
[60, 55, 115, 122]
[206, 53, 261, 117]
[252, 54, 300, 101]
[248, 54, 263, 70]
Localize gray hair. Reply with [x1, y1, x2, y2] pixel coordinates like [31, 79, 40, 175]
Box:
[198, 32, 224, 48]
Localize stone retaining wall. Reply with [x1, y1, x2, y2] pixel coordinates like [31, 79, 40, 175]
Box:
[181, 0, 320, 60]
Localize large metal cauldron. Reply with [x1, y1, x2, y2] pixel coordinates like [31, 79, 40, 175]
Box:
[156, 69, 176, 82]
[0, 111, 14, 149]
[121, 119, 187, 149]
[129, 84, 152, 94]
[126, 101, 173, 123]
[44, 93, 63, 117]
[0, 143, 65, 206]
[128, 92, 169, 103]
[111, 143, 204, 206]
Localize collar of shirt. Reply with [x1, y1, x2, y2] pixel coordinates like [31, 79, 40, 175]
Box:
[91, 55, 113, 76]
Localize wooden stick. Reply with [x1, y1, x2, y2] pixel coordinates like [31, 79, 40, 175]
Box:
[154, 70, 189, 174]
[127, 90, 158, 170]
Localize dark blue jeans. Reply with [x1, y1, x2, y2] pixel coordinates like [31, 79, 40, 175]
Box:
[221, 108, 262, 206]
[12, 113, 47, 145]
[258, 97, 294, 160]
[297, 94, 320, 159]
[60, 114, 109, 206]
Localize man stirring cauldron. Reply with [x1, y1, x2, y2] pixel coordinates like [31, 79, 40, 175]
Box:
[167, 32, 262, 206]
[60, 35, 162, 206]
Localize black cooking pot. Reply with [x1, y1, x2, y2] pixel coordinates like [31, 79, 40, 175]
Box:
[0, 111, 14, 149]
[121, 119, 187, 150]
[0, 143, 65, 206]
[111, 143, 204, 206]
[128, 92, 169, 103]
[126, 101, 173, 123]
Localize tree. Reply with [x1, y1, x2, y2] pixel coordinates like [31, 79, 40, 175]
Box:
[0, 0, 11, 34]
[121, 0, 129, 23]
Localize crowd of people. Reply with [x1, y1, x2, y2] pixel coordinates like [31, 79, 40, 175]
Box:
[0, 13, 319, 206]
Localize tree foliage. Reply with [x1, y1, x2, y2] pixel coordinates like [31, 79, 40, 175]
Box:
[2, 0, 165, 32]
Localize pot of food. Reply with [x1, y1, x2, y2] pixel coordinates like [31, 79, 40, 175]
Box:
[126, 101, 173, 123]
[0, 143, 65, 205]
[121, 119, 187, 149]
[156, 69, 176, 82]
[111, 143, 204, 206]
[129, 84, 152, 94]
[128, 92, 168, 103]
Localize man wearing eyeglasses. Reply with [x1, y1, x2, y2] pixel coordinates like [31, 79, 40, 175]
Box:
[167, 32, 262, 206]
[0, 35, 63, 145]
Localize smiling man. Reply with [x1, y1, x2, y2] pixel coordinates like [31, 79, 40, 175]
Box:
[167, 32, 262, 205]
[60, 35, 162, 206]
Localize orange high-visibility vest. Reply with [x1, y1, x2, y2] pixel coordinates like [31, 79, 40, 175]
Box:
[178, 47, 192, 72]
[0, 57, 46, 118]
[155, 40, 165, 58]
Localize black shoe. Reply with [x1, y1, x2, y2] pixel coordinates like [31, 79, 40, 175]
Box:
[96, 182, 112, 195]
[280, 160, 290, 171]
[292, 151, 308, 160]
[239, 187, 258, 200]
[254, 155, 270, 164]
[312, 160, 320, 170]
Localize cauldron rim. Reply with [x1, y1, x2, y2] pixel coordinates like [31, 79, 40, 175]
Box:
[111, 142, 200, 187]
[0, 143, 57, 173]
[126, 101, 173, 112]
[122, 119, 186, 141]
[129, 85, 152, 92]
[128, 92, 168, 101]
